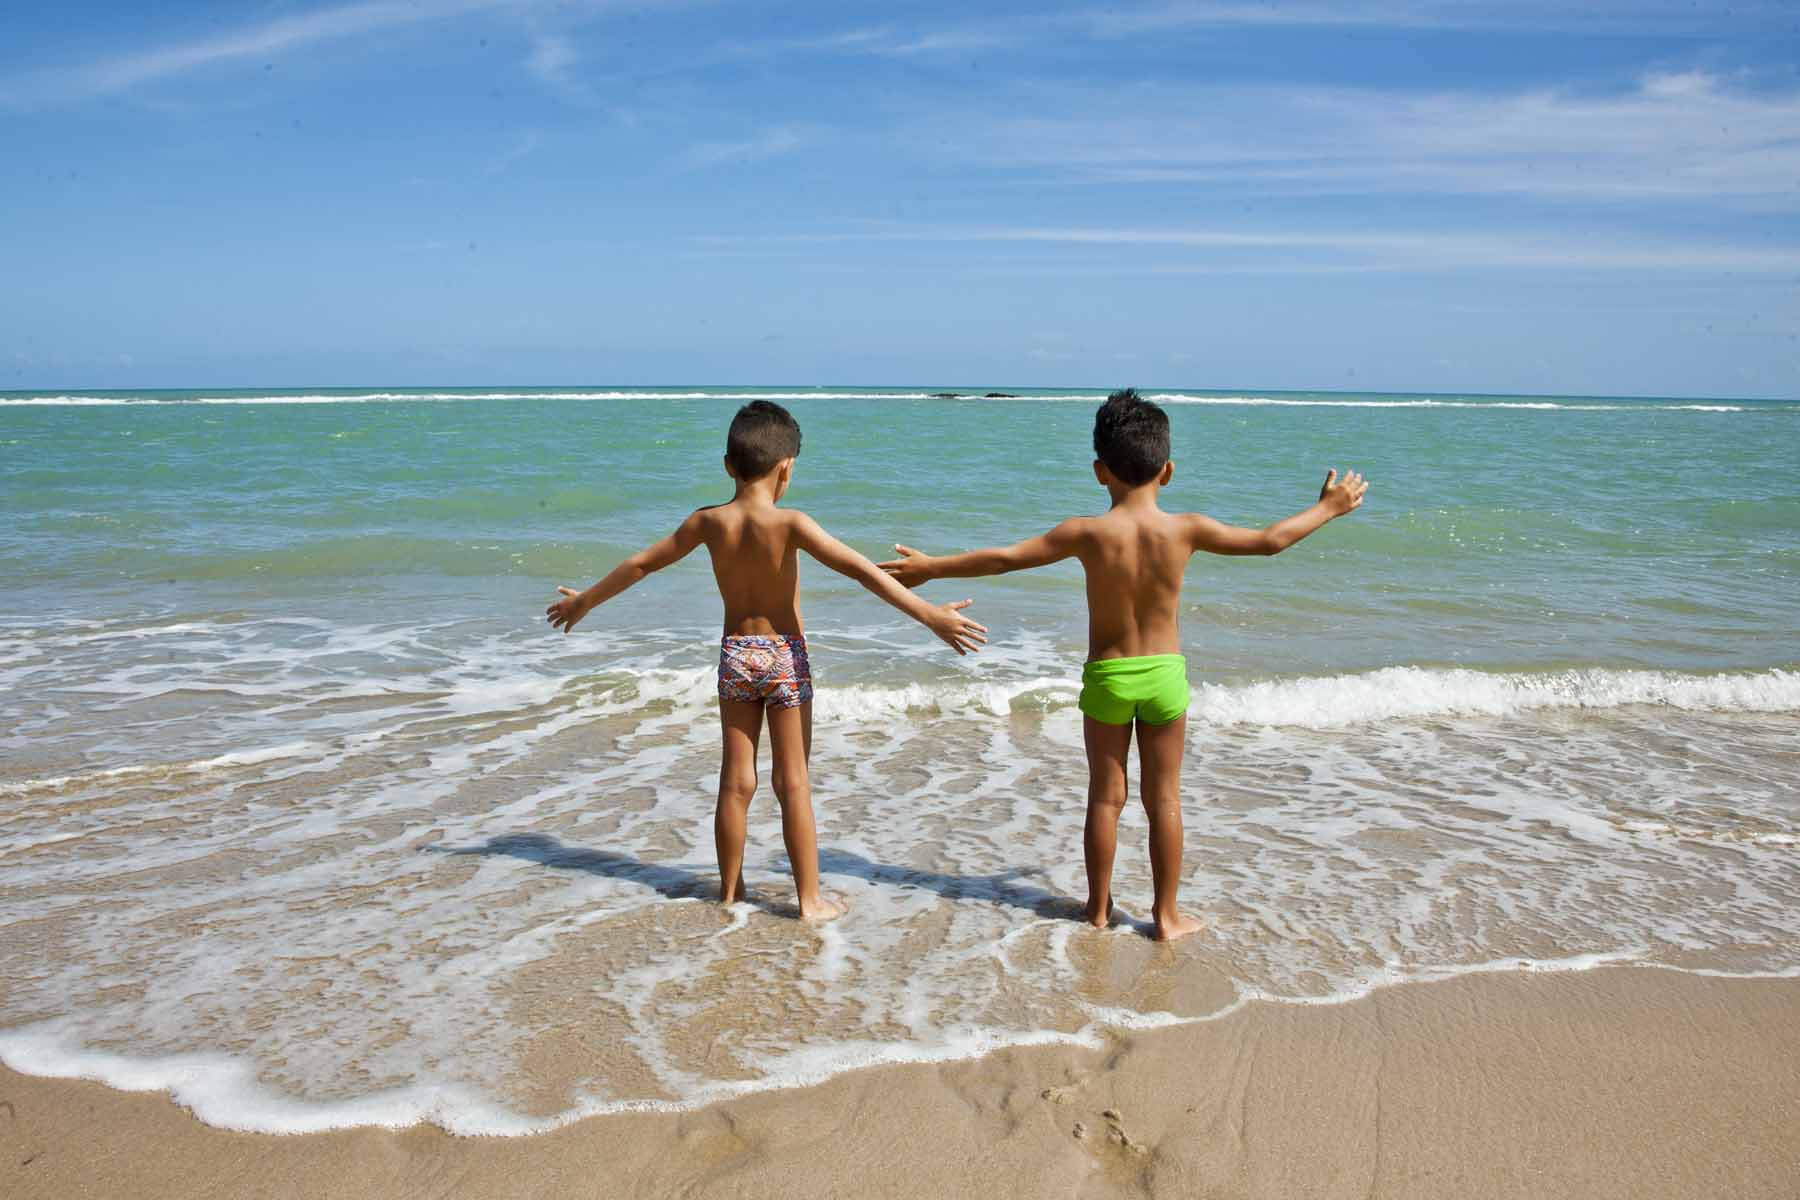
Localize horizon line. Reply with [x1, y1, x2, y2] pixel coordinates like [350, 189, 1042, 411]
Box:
[1, 382, 1794, 405]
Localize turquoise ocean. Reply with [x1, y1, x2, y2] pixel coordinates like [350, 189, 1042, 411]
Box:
[2, 385, 1797, 1133]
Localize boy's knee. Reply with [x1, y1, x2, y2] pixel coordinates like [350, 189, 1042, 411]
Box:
[771, 766, 808, 803]
[719, 770, 756, 806]
[1141, 793, 1181, 821]
[1088, 787, 1127, 814]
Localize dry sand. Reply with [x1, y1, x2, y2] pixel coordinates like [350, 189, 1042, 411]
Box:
[3, 965, 1796, 1199]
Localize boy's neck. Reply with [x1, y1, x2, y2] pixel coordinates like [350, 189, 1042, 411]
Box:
[1105, 480, 1163, 510]
[731, 476, 782, 505]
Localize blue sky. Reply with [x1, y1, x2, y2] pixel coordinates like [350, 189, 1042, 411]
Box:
[2, 1, 1796, 397]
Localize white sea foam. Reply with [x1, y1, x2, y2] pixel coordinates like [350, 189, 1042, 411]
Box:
[1190, 665, 1800, 727]
[483, 661, 1800, 731]
[588, 663, 1800, 728]
[0, 390, 1773, 412]
[1143, 393, 1753, 412]
[3, 610, 1797, 1137]
[0, 742, 314, 796]
[0, 391, 947, 406]
[3, 948, 1794, 1137]
[970, 392, 1760, 412]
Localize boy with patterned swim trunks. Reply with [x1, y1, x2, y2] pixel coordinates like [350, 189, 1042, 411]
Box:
[881, 390, 1367, 941]
[547, 401, 986, 922]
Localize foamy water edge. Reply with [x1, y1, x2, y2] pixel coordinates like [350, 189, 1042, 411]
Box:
[3, 954, 1794, 1137]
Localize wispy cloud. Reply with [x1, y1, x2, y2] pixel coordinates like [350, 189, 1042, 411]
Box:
[1, 0, 514, 107]
[527, 32, 578, 84]
[483, 128, 543, 176]
[1077, 1, 1798, 37]
[680, 2, 1793, 76]
[697, 222, 1800, 274]
[0, 0, 694, 108]
[628, 23, 1035, 79]
[868, 28, 1030, 56]
[522, 28, 604, 106]
[676, 124, 813, 170]
[913, 71, 1800, 205]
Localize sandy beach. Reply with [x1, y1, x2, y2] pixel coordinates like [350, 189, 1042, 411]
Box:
[9, 0, 1800, 1190]
[4, 964, 1795, 1199]
[7, 392, 1799, 1193]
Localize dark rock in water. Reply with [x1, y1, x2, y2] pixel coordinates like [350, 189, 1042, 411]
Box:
[983, 392, 1018, 398]
[930, 392, 962, 399]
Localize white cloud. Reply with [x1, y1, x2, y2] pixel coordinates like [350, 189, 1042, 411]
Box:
[527, 32, 578, 83]
[699, 223, 1800, 274]
[520, 29, 601, 105]
[916, 71, 1800, 205]
[676, 124, 812, 170]
[0, 0, 690, 108]
[875, 29, 1028, 56]
[689, 2, 1792, 74]
[1074, 0, 1795, 36]
[659, 23, 1035, 74]
[1, 1, 511, 106]
[483, 128, 543, 176]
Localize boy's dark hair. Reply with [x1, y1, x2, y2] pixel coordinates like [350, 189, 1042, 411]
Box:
[1093, 388, 1170, 485]
[725, 400, 802, 479]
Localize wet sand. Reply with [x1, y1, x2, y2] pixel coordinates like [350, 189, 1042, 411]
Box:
[3, 965, 1796, 1199]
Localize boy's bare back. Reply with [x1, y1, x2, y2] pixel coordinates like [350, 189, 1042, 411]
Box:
[1055, 503, 1192, 661]
[692, 499, 809, 637]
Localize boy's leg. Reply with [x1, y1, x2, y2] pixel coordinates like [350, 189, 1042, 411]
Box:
[1136, 715, 1203, 942]
[716, 699, 763, 904]
[1082, 716, 1133, 928]
[765, 701, 843, 921]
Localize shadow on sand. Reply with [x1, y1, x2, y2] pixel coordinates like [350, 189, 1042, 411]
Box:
[426, 832, 1088, 922]
[429, 832, 714, 901]
[816, 848, 1078, 920]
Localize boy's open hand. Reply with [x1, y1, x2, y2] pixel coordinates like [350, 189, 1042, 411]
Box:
[929, 599, 988, 656]
[878, 544, 935, 588]
[545, 586, 590, 633]
[1320, 469, 1369, 516]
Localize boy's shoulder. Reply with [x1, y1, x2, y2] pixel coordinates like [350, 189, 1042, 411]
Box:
[715, 501, 820, 537]
[679, 502, 727, 533]
[1042, 512, 1102, 546]
[767, 502, 819, 526]
[1078, 504, 1199, 544]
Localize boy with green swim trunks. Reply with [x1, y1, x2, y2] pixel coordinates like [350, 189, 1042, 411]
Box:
[880, 390, 1367, 941]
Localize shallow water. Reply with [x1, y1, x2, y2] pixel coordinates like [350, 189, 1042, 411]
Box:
[2, 386, 1796, 1132]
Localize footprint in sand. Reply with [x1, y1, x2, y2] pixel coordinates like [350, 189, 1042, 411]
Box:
[1101, 1108, 1148, 1156]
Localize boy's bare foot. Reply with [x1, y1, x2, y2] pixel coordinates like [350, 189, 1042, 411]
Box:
[798, 893, 847, 923]
[1152, 911, 1205, 942]
[1082, 894, 1117, 929]
[720, 873, 751, 905]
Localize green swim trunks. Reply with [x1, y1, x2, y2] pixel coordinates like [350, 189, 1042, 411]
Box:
[1078, 654, 1191, 726]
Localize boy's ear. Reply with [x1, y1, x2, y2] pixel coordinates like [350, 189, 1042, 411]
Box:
[723, 455, 736, 480]
[1093, 459, 1112, 487]
[1159, 460, 1174, 486]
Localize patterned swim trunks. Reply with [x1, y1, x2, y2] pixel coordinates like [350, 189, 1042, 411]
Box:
[718, 634, 813, 709]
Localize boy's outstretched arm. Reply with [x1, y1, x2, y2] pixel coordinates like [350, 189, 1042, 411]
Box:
[1187, 469, 1368, 557]
[877, 520, 1085, 587]
[545, 511, 705, 633]
[792, 515, 989, 655]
